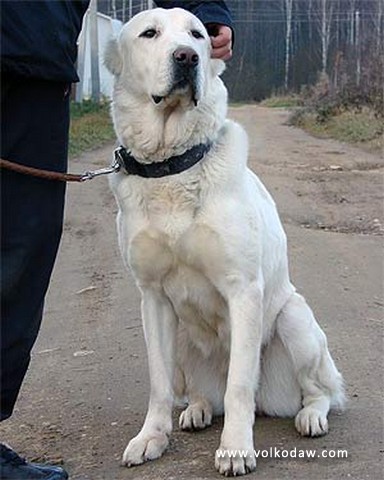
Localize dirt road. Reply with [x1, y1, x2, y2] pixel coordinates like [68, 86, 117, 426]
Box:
[2, 106, 383, 479]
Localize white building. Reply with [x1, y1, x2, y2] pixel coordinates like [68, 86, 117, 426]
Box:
[76, 11, 123, 101]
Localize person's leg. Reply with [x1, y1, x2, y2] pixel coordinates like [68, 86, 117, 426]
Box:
[1, 75, 70, 479]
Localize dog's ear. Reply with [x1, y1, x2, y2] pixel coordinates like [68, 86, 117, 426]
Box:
[210, 59, 226, 78]
[104, 37, 123, 75]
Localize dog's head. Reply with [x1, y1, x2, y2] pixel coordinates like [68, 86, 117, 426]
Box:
[105, 8, 225, 109]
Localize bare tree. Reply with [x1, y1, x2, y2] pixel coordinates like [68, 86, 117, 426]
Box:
[374, 0, 384, 52]
[308, 0, 314, 42]
[319, 0, 334, 73]
[348, 0, 357, 45]
[283, 0, 294, 90]
[355, 9, 361, 85]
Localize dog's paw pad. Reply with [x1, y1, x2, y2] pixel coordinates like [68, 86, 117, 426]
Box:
[215, 448, 256, 476]
[295, 406, 329, 437]
[179, 400, 213, 431]
[122, 431, 169, 467]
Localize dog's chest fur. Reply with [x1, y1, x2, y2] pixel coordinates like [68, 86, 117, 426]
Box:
[124, 175, 231, 349]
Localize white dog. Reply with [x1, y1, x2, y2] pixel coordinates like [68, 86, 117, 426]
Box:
[105, 8, 345, 476]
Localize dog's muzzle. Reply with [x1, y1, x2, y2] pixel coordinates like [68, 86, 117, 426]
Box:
[171, 47, 199, 93]
[152, 47, 200, 106]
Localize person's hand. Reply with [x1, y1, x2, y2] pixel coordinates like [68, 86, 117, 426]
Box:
[206, 24, 233, 61]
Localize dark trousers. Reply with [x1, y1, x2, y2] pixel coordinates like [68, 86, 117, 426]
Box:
[1, 75, 70, 420]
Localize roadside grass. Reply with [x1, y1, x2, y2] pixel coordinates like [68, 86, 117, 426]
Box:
[260, 94, 301, 108]
[229, 102, 254, 108]
[290, 108, 384, 153]
[260, 92, 383, 153]
[69, 100, 116, 157]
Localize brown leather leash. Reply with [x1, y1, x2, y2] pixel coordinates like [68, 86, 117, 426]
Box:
[0, 157, 120, 182]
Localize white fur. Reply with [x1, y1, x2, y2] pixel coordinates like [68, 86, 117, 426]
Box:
[105, 8, 345, 476]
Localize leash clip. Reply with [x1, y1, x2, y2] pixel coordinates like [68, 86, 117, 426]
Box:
[80, 158, 121, 181]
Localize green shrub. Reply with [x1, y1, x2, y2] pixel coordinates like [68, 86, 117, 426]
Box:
[69, 100, 116, 157]
[260, 95, 302, 108]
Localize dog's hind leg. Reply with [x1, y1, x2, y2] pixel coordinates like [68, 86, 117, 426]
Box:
[276, 293, 345, 437]
[256, 332, 303, 418]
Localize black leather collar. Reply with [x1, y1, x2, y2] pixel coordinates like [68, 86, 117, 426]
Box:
[114, 143, 211, 178]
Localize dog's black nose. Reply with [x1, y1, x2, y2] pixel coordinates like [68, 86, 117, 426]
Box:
[173, 47, 199, 67]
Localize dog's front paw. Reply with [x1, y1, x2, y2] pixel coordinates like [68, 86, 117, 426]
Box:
[215, 446, 256, 476]
[295, 406, 329, 437]
[122, 430, 169, 467]
[179, 399, 213, 431]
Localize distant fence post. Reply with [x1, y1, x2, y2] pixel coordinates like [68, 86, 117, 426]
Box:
[90, 0, 100, 103]
[75, 18, 86, 103]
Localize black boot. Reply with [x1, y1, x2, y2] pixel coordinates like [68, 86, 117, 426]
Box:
[0, 444, 68, 479]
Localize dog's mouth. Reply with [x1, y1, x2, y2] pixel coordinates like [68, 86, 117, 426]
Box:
[152, 88, 198, 108]
[152, 73, 200, 107]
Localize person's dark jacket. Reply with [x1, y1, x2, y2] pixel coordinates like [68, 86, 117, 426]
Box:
[1, 0, 232, 84]
[157, 1, 232, 32]
[1, 1, 90, 82]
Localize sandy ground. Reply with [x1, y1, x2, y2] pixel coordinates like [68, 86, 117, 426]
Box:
[1, 106, 383, 480]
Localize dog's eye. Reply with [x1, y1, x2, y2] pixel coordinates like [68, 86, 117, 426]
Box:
[139, 29, 157, 39]
[191, 30, 204, 39]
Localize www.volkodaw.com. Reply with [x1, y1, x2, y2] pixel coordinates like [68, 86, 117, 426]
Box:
[216, 447, 348, 459]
